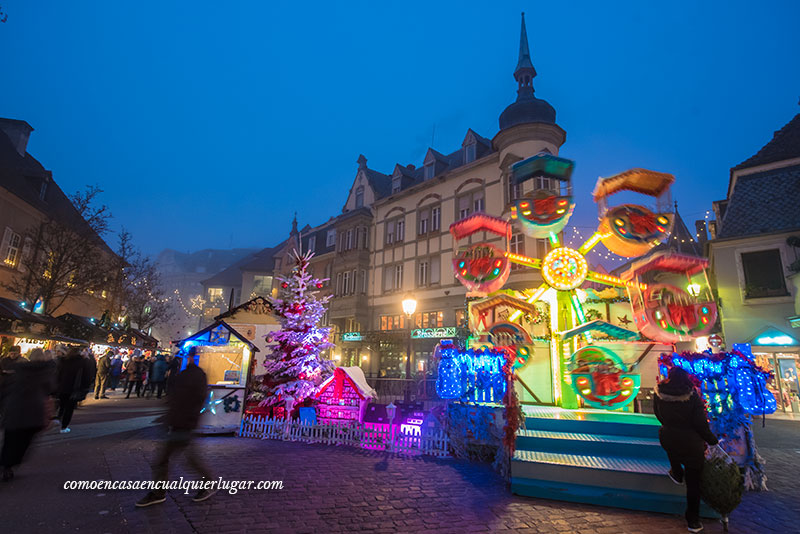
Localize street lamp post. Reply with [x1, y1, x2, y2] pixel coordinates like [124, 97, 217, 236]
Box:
[401, 293, 417, 402]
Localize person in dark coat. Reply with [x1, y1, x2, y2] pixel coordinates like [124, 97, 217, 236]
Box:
[148, 354, 168, 399]
[109, 355, 123, 390]
[0, 348, 55, 481]
[55, 348, 89, 433]
[136, 347, 214, 507]
[654, 366, 719, 533]
[94, 349, 112, 399]
[165, 354, 181, 395]
[124, 356, 143, 398]
[82, 348, 97, 394]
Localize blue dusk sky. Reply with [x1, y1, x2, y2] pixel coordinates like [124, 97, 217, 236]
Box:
[1, 1, 799, 262]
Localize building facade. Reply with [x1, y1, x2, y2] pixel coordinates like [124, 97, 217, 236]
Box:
[0, 118, 114, 319]
[199, 15, 575, 378]
[708, 112, 800, 411]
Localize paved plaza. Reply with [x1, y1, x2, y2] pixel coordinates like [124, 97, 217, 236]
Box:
[1, 394, 798, 533]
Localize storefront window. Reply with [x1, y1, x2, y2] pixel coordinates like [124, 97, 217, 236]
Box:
[754, 351, 799, 412]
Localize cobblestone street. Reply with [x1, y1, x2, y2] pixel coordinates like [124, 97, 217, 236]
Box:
[1, 394, 798, 533]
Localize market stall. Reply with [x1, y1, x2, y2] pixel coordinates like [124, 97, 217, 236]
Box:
[174, 320, 258, 434]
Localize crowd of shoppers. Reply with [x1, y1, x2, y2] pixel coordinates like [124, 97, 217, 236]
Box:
[0, 344, 181, 481]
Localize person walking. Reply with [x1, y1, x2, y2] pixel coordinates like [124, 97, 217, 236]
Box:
[82, 348, 97, 398]
[0, 345, 22, 394]
[143, 355, 155, 398]
[56, 348, 90, 433]
[654, 366, 719, 533]
[165, 354, 181, 396]
[124, 356, 142, 398]
[94, 349, 112, 400]
[149, 354, 168, 399]
[136, 347, 215, 507]
[109, 355, 122, 390]
[0, 348, 55, 481]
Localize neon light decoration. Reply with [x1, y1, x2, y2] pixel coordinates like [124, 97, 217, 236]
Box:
[435, 344, 508, 403]
[593, 168, 675, 258]
[569, 345, 640, 409]
[659, 344, 776, 416]
[510, 153, 576, 238]
[541, 247, 588, 291]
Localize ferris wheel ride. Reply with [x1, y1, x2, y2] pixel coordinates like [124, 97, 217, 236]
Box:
[450, 153, 714, 410]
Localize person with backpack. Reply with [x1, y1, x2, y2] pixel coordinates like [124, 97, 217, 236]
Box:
[654, 366, 719, 533]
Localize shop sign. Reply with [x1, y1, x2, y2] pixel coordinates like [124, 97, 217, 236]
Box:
[411, 327, 457, 339]
[342, 332, 363, 342]
[755, 334, 797, 346]
[752, 328, 797, 346]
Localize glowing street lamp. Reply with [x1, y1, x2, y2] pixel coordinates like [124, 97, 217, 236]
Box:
[402, 294, 417, 402]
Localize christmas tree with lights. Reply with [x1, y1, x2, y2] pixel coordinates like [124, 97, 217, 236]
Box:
[251, 250, 334, 415]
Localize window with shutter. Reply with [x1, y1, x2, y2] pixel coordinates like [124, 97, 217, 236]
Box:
[432, 206, 441, 231]
[385, 221, 395, 245]
[0, 227, 13, 267]
[430, 256, 440, 284]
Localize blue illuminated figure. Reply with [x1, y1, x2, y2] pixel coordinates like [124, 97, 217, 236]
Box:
[436, 343, 462, 399]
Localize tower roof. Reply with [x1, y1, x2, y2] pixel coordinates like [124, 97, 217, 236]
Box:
[515, 12, 536, 77]
[499, 13, 556, 131]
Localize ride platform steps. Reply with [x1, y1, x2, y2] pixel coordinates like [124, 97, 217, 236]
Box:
[511, 406, 716, 517]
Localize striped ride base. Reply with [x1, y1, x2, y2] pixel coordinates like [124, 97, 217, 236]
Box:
[512, 406, 717, 517]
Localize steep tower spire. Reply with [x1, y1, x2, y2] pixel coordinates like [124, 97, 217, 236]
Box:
[514, 12, 537, 95]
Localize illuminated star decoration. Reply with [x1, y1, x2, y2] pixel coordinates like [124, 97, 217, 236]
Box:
[190, 295, 206, 310]
[200, 391, 225, 415]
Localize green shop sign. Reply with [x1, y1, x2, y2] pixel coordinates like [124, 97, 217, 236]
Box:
[411, 327, 457, 339]
[342, 332, 363, 342]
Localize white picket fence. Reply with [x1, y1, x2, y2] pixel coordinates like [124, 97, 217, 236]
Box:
[239, 415, 450, 458]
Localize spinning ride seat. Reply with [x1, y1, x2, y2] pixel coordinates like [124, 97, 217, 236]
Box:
[569, 345, 640, 409]
[622, 252, 718, 343]
[450, 214, 512, 295]
[593, 168, 675, 257]
[510, 153, 576, 238]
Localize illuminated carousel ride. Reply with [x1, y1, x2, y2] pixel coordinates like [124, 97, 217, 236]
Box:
[446, 153, 717, 410]
[440, 153, 772, 516]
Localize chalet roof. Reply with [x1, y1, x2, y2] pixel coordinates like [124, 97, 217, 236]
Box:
[215, 296, 274, 320]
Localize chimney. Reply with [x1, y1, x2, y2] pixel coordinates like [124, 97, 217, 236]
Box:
[0, 118, 34, 156]
[695, 220, 708, 247]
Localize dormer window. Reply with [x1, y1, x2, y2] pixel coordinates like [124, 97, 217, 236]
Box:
[464, 143, 476, 164]
[424, 163, 435, 180]
[392, 175, 401, 193]
[355, 185, 364, 208]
